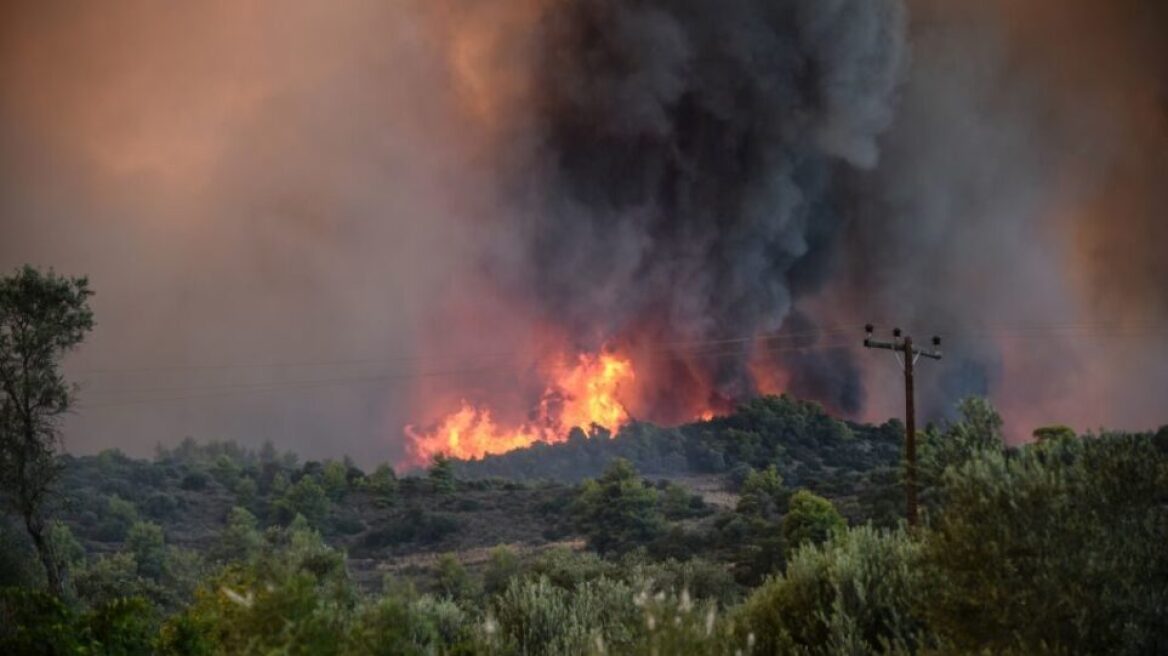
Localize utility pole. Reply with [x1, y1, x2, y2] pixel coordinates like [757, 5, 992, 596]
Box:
[863, 324, 942, 527]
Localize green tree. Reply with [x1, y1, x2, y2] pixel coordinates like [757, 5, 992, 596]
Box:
[429, 454, 456, 493]
[0, 266, 93, 595]
[574, 459, 665, 555]
[433, 553, 476, 600]
[483, 545, 521, 597]
[159, 518, 356, 655]
[921, 433, 1168, 653]
[215, 506, 262, 564]
[99, 494, 140, 541]
[736, 465, 787, 520]
[782, 490, 845, 556]
[126, 521, 167, 581]
[366, 463, 398, 505]
[321, 460, 349, 501]
[47, 520, 85, 574]
[276, 475, 329, 526]
[1032, 424, 1076, 445]
[233, 475, 258, 508]
[737, 525, 927, 654]
[270, 470, 290, 495]
[918, 396, 1006, 510]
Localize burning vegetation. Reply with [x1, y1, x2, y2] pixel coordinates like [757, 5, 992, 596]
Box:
[405, 351, 635, 464]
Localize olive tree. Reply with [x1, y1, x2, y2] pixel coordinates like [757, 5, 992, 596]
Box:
[0, 266, 93, 595]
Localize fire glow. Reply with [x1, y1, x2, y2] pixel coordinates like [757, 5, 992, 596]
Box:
[404, 351, 635, 465]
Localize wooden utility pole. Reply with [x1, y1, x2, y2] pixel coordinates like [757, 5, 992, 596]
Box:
[863, 325, 941, 527]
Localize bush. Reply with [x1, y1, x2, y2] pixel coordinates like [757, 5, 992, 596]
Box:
[361, 508, 461, 550]
[483, 545, 521, 597]
[490, 575, 639, 655]
[781, 489, 846, 556]
[142, 493, 180, 520]
[180, 471, 209, 491]
[95, 495, 140, 542]
[920, 436, 1168, 654]
[573, 459, 665, 555]
[736, 526, 928, 654]
[274, 475, 329, 526]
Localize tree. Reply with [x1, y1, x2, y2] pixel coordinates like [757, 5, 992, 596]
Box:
[429, 454, 455, 493]
[126, 521, 168, 581]
[0, 266, 93, 595]
[920, 433, 1168, 653]
[214, 506, 262, 564]
[321, 460, 348, 501]
[482, 545, 521, 597]
[729, 466, 790, 584]
[1032, 424, 1076, 445]
[782, 490, 845, 556]
[275, 475, 329, 526]
[736, 465, 788, 520]
[433, 553, 477, 600]
[366, 463, 398, 504]
[573, 458, 665, 554]
[737, 525, 927, 654]
[918, 397, 1006, 511]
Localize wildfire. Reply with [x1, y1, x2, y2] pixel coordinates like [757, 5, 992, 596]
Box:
[404, 352, 634, 465]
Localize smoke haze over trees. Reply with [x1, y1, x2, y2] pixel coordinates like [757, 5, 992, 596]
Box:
[1, 0, 1167, 460]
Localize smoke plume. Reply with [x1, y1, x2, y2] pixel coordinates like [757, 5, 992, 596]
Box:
[1, 0, 1166, 461]
[505, 0, 907, 416]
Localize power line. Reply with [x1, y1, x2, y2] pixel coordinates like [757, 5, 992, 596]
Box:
[76, 338, 861, 408]
[71, 320, 1168, 410]
[68, 320, 1163, 378]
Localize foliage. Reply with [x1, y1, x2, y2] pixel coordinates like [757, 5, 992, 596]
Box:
[490, 575, 639, 655]
[0, 587, 157, 655]
[483, 545, 521, 597]
[737, 465, 788, 520]
[0, 266, 94, 595]
[433, 552, 477, 601]
[275, 475, 329, 526]
[573, 459, 665, 555]
[3, 393, 1166, 654]
[1032, 424, 1076, 444]
[98, 495, 140, 541]
[457, 395, 899, 487]
[918, 397, 1006, 512]
[782, 490, 846, 556]
[322, 460, 349, 501]
[214, 507, 262, 564]
[429, 454, 456, 493]
[365, 464, 398, 503]
[920, 433, 1168, 654]
[160, 518, 357, 655]
[126, 521, 167, 581]
[737, 525, 928, 654]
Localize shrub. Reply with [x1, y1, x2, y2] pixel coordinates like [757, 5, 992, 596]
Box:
[180, 471, 209, 491]
[736, 525, 928, 654]
[491, 575, 639, 655]
[573, 459, 665, 555]
[781, 490, 846, 556]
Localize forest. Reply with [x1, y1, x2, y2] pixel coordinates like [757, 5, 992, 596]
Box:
[3, 401, 1167, 653]
[2, 268, 1168, 655]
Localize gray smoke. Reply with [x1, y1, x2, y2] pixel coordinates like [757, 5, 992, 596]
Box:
[503, 0, 907, 414]
[2, 0, 1166, 462]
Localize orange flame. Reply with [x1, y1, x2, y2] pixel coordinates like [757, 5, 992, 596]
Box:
[404, 351, 634, 465]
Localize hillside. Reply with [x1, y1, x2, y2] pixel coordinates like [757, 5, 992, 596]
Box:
[3, 394, 1168, 654]
[8, 395, 904, 592]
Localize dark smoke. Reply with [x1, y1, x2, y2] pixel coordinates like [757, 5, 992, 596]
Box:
[506, 0, 907, 412]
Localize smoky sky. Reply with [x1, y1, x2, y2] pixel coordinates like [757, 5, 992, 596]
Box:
[1, 0, 1166, 463]
[511, 0, 906, 413]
